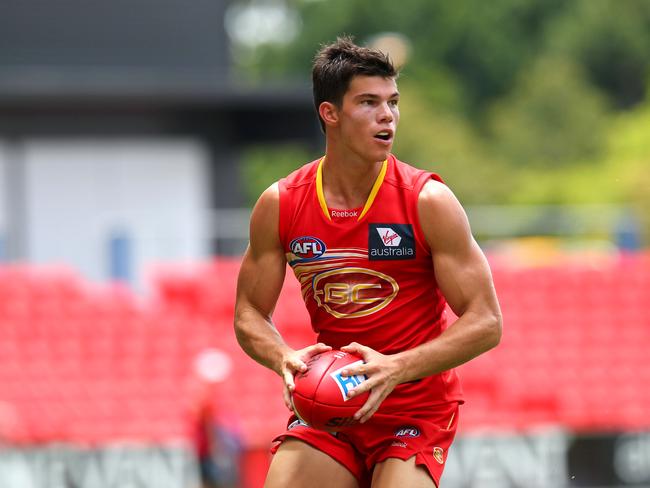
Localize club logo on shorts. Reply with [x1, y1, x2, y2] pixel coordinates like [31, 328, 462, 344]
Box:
[312, 267, 399, 319]
[329, 361, 368, 401]
[368, 224, 415, 260]
[395, 426, 421, 437]
[290, 236, 326, 259]
[433, 447, 445, 464]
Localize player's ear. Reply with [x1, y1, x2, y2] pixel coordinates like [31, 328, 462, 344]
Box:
[319, 101, 339, 128]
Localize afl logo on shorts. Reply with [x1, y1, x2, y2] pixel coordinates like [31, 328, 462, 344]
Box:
[290, 236, 326, 259]
[395, 426, 420, 437]
[312, 267, 398, 319]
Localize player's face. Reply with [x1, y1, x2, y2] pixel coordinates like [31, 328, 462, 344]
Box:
[337, 75, 400, 163]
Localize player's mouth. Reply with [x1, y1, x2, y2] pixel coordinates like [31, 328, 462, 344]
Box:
[373, 130, 394, 144]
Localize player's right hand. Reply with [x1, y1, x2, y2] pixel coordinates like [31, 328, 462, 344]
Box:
[280, 343, 332, 410]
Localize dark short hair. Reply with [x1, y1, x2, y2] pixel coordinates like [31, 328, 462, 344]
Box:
[312, 36, 397, 132]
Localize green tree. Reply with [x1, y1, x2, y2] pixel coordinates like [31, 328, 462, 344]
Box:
[240, 143, 312, 205]
[487, 56, 609, 169]
[231, 0, 649, 212]
[544, 0, 650, 108]
[238, 0, 567, 113]
[393, 79, 512, 204]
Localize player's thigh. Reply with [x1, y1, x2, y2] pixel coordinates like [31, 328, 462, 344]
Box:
[372, 456, 436, 488]
[264, 438, 359, 488]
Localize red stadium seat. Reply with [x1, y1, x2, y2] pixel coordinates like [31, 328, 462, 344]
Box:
[0, 254, 648, 447]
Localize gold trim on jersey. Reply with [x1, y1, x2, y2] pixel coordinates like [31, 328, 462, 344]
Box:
[285, 247, 370, 300]
[358, 160, 387, 220]
[446, 411, 456, 430]
[285, 248, 367, 266]
[315, 157, 330, 220]
[316, 158, 387, 222]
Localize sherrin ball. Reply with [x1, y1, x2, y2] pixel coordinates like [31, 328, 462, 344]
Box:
[291, 350, 369, 431]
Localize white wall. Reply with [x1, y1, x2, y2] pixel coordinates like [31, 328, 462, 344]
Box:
[11, 137, 210, 285]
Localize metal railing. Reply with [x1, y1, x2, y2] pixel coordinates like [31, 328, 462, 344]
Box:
[211, 204, 644, 255]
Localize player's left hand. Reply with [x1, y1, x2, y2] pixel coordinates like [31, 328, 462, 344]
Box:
[339, 342, 404, 424]
[281, 342, 332, 411]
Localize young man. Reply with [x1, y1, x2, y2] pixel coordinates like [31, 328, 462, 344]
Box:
[234, 37, 502, 487]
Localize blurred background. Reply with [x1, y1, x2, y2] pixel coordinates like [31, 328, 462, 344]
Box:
[0, 0, 648, 486]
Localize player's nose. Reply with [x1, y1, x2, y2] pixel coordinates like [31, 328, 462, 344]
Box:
[377, 102, 394, 123]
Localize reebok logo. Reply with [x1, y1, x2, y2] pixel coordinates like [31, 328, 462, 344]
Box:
[331, 209, 359, 218]
[368, 224, 415, 261]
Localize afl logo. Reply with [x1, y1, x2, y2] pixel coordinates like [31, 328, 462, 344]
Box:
[395, 426, 420, 437]
[290, 236, 326, 259]
[312, 267, 398, 319]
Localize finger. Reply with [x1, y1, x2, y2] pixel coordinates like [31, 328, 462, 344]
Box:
[344, 370, 376, 400]
[340, 342, 362, 354]
[293, 343, 331, 371]
[283, 369, 296, 391]
[341, 342, 372, 361]
[311, 342, 332, 353]
[355, 389, 385, 423]
[283, 387, 293, 410]
[354, 399, 378, 423]
[340, 362, 369, 378]
[345, 376, 373, 399]
[287, 355, 308, 373]
[359, 405, 379, 424]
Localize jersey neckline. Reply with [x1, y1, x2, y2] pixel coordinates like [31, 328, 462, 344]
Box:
[316, 157, 388, 222]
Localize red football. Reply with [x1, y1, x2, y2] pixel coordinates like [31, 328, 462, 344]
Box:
[291, 350, 370, 431]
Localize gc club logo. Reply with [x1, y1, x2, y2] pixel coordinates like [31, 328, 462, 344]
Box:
[312, 267, 398, 319]
[433, 447, 445, 464]
[289, 236, 326, 259]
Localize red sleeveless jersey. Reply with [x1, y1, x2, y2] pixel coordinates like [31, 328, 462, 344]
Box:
[278, 154, 463, 409]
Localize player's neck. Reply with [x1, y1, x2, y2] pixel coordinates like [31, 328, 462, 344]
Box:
[321, 149, 385, 210]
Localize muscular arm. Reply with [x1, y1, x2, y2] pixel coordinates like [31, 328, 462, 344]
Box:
[393, 179, 502, 377]
[234, 183, 290, 374]
[342, 180, 502, 421]
[234, 184, 331, 407]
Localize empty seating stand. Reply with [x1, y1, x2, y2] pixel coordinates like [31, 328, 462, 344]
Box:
[0, 254, 648, 450]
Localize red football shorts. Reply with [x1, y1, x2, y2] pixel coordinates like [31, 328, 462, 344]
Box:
[271, 401, 460, 487]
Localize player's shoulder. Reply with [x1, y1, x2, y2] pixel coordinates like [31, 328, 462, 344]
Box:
[419, 178, 454, 202]
[417, 177, 468, 236]
[252, 182, 280, 219]
[387, 155, 444, 191]
[258, 181, 280, 204]
[281, 158, 321, 189]
[249, 182, 283, 248]
[254, 155, 320, 220]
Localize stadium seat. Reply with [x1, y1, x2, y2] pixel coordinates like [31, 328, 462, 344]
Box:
[0, 253, 648, 447]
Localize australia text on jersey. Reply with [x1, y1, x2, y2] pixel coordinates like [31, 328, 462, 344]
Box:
[369, 224, 415, 259]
